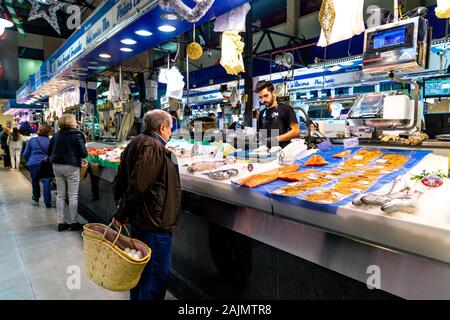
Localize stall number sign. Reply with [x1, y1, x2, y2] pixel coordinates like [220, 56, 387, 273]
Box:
[344, 137, 359, 149]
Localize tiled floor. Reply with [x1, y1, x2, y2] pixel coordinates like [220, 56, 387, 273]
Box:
[0, 164, 176, 300]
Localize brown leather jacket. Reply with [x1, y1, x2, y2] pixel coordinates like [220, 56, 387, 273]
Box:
[113, 130, 181, 233]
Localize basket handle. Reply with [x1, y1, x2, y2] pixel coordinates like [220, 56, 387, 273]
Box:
[102, 223, 136, 249]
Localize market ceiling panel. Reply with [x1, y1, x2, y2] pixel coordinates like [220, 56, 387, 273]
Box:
[57, 0, 250, 80]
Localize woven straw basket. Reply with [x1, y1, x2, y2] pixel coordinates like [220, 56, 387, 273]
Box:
[80, 159, 89, 181]
[82, 223, 151, 291]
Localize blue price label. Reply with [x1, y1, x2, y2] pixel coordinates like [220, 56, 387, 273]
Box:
[318, 140, 333, 152]
[344, 137, 359, 149]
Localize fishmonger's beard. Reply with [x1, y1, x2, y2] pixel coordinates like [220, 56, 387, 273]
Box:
[263, 96, 276, 107]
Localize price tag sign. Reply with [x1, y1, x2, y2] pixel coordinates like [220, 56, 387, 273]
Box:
[318, 140, 333, 152]
[343, 137, 359, 149]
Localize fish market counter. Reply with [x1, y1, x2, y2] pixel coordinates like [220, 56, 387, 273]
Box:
[79, 145, 450, 299]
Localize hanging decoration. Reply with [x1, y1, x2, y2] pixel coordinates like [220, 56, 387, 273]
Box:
[318, 0, 336, 46]
[186, 24, 203, 60]
[3, 0, 26, 38]
[317, 0, 365, 47]
[436, 0, 450, 19]
[159, 0, 214, 23]
[220, 31, 245, 75]
[27, 0, 63, 35]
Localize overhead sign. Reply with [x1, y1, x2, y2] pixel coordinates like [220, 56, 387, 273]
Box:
[16, 84, 30, 103]
[287, 68, 363, 90]
[50, 0, 153, 76]
[160, 95, 169, 105]
[200, 92, 224, 102]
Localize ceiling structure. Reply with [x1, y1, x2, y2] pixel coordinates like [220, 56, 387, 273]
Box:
[1, 0, 99, 38]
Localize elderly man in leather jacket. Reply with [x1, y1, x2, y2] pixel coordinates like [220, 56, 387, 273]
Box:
[113, 110, 181, 300]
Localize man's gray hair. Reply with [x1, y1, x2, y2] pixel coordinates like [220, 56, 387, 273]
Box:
[143, 110, 172, 131]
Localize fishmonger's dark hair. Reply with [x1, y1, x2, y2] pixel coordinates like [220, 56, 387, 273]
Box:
[254, 80, 275, 93]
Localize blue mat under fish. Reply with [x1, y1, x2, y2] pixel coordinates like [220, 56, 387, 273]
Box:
[232, 146, 432, 214]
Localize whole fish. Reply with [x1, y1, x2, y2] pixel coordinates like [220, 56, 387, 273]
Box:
[381, 190, 422, 214]
[187, 158, 236, 173]
[360, 190, 411, 206]
[381, 198, 418, 214]
[352, 176, 410, 206]
[203, 169, 239, 181]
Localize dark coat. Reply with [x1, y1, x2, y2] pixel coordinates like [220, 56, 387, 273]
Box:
[113, 130, 181, 233]
[47, 128, 88, 167]
[0, 132, 8, 149]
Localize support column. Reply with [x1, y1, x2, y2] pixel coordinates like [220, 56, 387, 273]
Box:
[243, 5, 253, 127]
[286, 0, 300, 38]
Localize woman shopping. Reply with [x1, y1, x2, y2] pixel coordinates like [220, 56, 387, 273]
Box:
[23, 124, 53, 208]
[47, 114, 88, 232]
[1, 127, 11, 167]
[7, 127, 24, 171]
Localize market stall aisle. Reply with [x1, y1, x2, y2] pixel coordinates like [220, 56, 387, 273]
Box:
[0, 167, 176, 300]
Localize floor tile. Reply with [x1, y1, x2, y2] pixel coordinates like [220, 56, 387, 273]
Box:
[0, 274, 31, 293]
[0, 286, 35, 300]
[0, 167, 178, 301]
[35, 287, 71, 300]
[24, 258, 55, 275]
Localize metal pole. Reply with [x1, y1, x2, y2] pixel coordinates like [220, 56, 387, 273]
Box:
[394, 0, 399, 22]
[243, 5, 253, 127]
[186, 55, 190, 112]
[119, 65, 123, 101]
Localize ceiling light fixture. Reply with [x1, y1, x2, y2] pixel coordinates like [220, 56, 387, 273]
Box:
[135, 30, 153, 36]
[161, 12, 179, 21]
[99, 53, 111, 59]
[120, 47, 133, 52]
[329, 65, 341, 72]
[121, 38, 137, 45]
[158, 25, 176, 32]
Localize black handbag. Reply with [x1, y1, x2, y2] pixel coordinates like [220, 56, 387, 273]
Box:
[39, 157, 54, 179]
[35, 138, 54, 179]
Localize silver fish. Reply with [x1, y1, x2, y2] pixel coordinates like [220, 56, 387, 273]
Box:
[352, 176, 410, 206]
[381, 198, 417, 214]
[187, 158, 236, 173]
[203, 169, 239, 181]
[360, 191, 411, 206]
[352, 194, 365, 206]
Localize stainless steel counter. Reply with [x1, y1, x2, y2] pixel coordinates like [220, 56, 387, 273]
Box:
[85, 149, 450, 299]
[421, 139, 450, 148]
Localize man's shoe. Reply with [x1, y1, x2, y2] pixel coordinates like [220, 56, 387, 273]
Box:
[57, 223, 70, 232]
[70, 222, 83, 231]
[45, 203, 52, 208]
[32, 196, 39, 203]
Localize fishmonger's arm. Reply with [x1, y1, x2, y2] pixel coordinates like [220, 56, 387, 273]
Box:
[276, 122, 300, 143]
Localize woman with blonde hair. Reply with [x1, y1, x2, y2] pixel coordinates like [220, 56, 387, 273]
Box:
[47, 114, 88, 232]
[23, 124, 53, 208]
[7, 127, 24, 170]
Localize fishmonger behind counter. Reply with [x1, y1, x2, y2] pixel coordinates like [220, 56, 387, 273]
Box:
[255, 80, 300, 148]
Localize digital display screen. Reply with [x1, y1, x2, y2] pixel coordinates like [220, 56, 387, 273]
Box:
[373, 28, 406, 49]
[424, 76, 450, 98]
